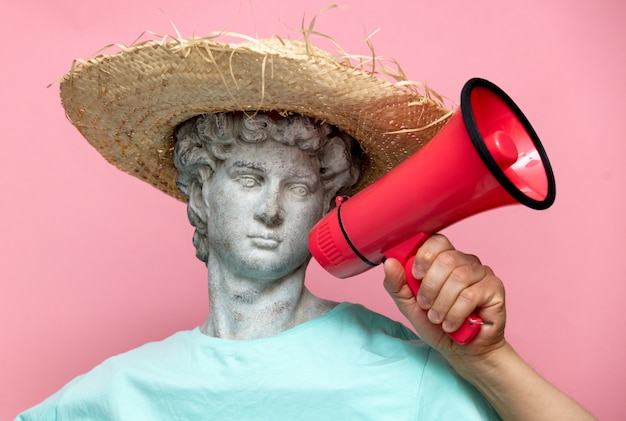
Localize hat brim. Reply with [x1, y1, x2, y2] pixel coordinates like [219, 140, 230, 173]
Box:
[60, 37, 451, 201]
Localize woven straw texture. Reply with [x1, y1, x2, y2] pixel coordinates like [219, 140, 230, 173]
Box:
[60, 37, 452, 201]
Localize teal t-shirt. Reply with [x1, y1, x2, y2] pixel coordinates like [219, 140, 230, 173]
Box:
[17, 303, 499, 420]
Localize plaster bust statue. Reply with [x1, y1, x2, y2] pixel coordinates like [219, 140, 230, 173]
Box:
[173, 112, 361, 339]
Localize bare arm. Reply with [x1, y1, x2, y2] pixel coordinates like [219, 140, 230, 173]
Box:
[383, 234, 596, 421]
[450, 342, 595, 421]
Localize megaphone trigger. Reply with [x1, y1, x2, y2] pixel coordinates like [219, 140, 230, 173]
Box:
[469, 320, 493, 326]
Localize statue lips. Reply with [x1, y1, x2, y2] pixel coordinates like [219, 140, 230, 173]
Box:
[247, 233, 281, 250]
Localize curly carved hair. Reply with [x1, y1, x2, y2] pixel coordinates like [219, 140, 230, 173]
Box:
[173, 112, 362, 263]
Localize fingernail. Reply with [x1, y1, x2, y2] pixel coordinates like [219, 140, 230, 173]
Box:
[428, 309, 441, 324]
[417, 295, 430, 309]
[413, 265, 425, 280]
[442, 320, 454, 332]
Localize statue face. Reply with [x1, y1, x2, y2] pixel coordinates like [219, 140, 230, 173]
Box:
[204, 139, 325, 280]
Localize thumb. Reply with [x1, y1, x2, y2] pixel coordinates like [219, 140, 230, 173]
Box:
[383, 258, 449, 347]
[383, 258, 426, 322]
[383, 258, 414, 302]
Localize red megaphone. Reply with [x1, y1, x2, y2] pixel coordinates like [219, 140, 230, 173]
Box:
[308, 78, 556, 344]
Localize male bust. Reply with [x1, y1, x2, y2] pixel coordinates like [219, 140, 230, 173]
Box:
[173, 112, 360, 339]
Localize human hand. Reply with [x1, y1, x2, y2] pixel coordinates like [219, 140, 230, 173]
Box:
[384, 235, 599, 420]
[383, 234, 506, 359]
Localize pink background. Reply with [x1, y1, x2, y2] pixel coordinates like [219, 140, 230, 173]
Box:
[2, 0, 624, 419]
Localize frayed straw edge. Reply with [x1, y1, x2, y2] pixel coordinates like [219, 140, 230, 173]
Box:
[53, 6, 452, 110]
[383, 110, 454, 135]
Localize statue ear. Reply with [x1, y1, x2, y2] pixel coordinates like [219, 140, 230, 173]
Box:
[186, 166, 213, 223]
[187, 181, 205, 221]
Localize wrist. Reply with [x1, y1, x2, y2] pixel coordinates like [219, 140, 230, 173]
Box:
[446, 341, 597, 421]
[446, 340, 515, 386]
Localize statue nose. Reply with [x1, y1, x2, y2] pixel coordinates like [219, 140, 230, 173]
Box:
[254, 190, 284, 226]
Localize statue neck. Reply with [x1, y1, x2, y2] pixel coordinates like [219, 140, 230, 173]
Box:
[201, 257, 336, 340]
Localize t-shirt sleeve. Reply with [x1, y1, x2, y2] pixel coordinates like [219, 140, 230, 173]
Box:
[14, 376, 85, 421]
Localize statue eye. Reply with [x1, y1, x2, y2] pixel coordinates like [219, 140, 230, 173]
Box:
[290, 184, 310, 197]
[237, 176, 259, 188]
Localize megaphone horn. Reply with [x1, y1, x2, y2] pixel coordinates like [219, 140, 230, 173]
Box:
[308, 78, 556, 344]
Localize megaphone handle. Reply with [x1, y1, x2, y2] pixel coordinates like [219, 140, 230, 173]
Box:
[404, 256, 483, 345]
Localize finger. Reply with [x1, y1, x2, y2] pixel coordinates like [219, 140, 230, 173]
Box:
[439, 269, 489, 332]
[414, 234, 455, 272]
[427, 259, 487, 325]
[383, 258, 451, 347]
[442, 267, 505, 334]
[419, 249, 482, 313]
[413, 235, 456, 308]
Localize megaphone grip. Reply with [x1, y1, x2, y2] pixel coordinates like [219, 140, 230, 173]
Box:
[404, 256, 482, 345]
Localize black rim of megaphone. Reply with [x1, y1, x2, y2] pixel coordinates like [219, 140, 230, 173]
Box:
[461, 78, 556, 210]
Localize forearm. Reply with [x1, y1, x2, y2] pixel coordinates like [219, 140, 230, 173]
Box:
[449, 342, 597, 421]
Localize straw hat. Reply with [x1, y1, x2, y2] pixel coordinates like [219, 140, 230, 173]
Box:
[60, 35, 452, 201]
